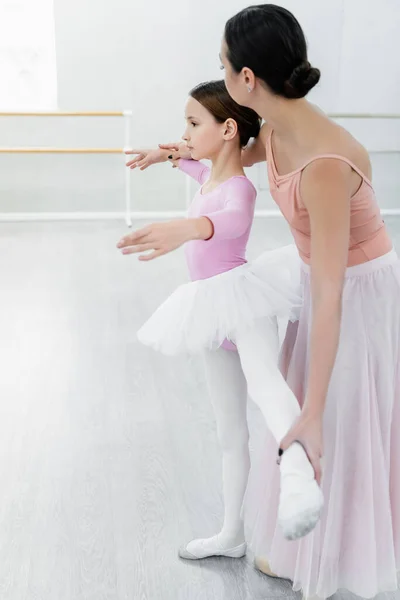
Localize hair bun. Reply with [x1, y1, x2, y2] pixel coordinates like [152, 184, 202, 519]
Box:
[284, 61, 320, 99]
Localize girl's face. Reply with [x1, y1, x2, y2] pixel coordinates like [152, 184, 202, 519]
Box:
[182, 97, 226, 161]
[220, 40, 252, 109]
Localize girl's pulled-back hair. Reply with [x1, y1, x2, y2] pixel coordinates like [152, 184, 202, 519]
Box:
[190, 80, 261, 147]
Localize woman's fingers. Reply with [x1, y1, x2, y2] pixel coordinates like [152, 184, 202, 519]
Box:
[158, 142, 180, 151]
[278, 430, 294, 454]
[312, 456, 323, 486]
[279, 428, 323, 484]
[304, 446, 323, 485]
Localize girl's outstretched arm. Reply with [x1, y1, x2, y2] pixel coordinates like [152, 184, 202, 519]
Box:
[117, 177, 256, 260]
[126, 143, 210, 183]
[178, 158, 210, 184]
[159, 124, 269, 169]
[125, 147, 170, 171]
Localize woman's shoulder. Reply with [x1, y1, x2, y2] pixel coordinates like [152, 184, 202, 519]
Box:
[307, 118, 372, 181]
[260, 121, 271, 144]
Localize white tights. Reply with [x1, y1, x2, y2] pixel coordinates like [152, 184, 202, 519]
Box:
[196, 317, 311, 550]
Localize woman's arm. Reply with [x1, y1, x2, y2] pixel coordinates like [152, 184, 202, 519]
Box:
[301, 159, 351, 417]
[279, 159, 352, 480]
[241, 122, 269, 167]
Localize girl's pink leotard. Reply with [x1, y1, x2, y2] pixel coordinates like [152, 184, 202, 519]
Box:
[178, 159, 257, 281]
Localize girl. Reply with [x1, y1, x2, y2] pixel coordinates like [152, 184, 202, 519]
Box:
[130, 5, 400, 599]
[120, 79, 323, 560]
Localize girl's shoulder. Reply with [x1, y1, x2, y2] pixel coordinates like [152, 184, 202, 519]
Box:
[222, 174, 257, 200]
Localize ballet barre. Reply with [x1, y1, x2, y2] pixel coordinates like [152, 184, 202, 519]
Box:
[328, 112, 400, 152]
[1, 111, 399, 224]
[0, 111, 129, 117]
[0, 148, 124, 153]
[0, 110, 133, 226]
[329, 113, 400, 119]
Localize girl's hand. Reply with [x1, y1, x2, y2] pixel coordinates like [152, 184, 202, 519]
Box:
[116, 218, 212, 261]
[158, 141, 192, 161]
[279, 410, 324, 485]
[125, 147, 169, 170]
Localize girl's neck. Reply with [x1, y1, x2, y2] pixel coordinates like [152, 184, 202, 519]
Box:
[208, 143, 245, 183]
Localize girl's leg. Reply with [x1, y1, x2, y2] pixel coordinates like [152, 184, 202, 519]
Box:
[235, 318, 323, 540]
[179, 347, 250, 559]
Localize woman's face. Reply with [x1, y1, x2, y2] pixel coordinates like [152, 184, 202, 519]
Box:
[220, 39, 251, 109]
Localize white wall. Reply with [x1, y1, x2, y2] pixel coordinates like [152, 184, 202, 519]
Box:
[0, 0, 399, 216]
[0, 0, 57, 110]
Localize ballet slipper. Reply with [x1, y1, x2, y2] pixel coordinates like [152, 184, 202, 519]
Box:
[278, 441, 324, 540]
[178, 536, 247, 560]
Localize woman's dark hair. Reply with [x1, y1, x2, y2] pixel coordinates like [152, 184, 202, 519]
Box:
[225, 4, 320, 99]
[189, 80, 261, 147]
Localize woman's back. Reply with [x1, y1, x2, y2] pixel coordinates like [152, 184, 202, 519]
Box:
[264, 111, 392, 265]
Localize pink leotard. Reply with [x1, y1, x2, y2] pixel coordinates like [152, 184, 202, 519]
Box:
[266, 130, 393, 266]
[178, 159, 257, 281]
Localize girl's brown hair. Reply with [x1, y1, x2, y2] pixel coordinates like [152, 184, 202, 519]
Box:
[190, 80, 261, 147]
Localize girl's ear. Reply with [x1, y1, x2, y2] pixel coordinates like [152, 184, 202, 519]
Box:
[223, 118, 238, 141]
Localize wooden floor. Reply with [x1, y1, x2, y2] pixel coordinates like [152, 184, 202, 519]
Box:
[1, 218, 399, 600]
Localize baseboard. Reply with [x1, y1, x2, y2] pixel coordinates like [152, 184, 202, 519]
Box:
[1, 208, 400, 222]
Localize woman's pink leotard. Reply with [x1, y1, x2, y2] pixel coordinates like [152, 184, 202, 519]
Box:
[266, 130, 392, 266]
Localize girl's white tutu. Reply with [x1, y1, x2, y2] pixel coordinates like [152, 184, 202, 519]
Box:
[137, 244, 302, 355]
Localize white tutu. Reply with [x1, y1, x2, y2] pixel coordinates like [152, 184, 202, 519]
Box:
[137, 244, 302, 355]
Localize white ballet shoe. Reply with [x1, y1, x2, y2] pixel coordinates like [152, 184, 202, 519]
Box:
[278, 476, 323, 540]
[278, 442, 324, 541]
[178, 535, 247, 560]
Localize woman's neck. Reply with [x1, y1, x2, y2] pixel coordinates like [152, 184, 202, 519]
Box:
[252, 94, 323, 142]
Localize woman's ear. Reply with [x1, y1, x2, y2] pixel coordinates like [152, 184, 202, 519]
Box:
[223, 118, 238, 141]
[242, 67, 256, 92]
